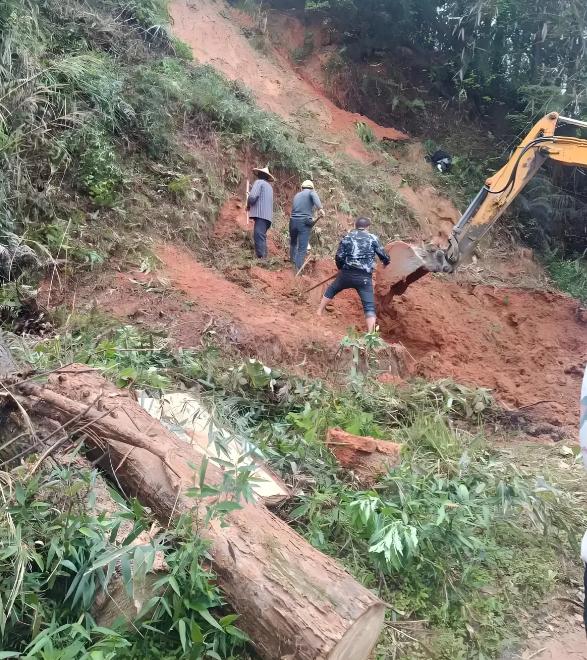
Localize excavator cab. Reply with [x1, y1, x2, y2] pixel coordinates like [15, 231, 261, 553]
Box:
[381, 112, 587, 297]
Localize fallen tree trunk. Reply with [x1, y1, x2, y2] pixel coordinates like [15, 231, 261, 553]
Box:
[16, 366, 385, 660]
[137, 390, 291, 506]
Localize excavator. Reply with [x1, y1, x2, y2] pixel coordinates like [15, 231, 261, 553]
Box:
[379, 112, 587, 296]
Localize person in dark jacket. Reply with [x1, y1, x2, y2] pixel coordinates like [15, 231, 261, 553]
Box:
[247, 165, 274, 259]
[289, 180, 324, 272]
[317, 217, 390, 332]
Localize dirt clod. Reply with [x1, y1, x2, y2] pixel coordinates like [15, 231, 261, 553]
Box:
[326, 428, 402, 485]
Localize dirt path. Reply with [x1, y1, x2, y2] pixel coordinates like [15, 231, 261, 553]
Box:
[507, 614, 587, 660]
[530, 630, 587, 660]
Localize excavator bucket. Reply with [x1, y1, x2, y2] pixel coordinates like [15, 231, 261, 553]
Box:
[378, 241, 432, 297]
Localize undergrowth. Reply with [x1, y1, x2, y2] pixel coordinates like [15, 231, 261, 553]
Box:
[1, 0, 584, 657]
[0, 0, 419, 280]
[0, 463, 250, 658]
[187, 350, 583, 658]
[0, 0, 325, 273]
[545, 254, 587, 303]
[6, 313, 586, 658]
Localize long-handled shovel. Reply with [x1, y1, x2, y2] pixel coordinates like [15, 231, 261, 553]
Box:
[245, 179, 251, 225]
[295, 255, 312, 277]
[302, 272, 337, 294]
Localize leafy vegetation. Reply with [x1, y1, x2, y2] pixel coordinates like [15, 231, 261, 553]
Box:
[0, 463, 250, 658]
[291, 31, 315, 63]
[297, 0, 587, 121]
[0, 0, 322, 264]
[4, 307, 586, 659]
[289, 416, 580, 657]
[545, 254, 587, 303]
[1, 0, 586, 657]
[355, 121, 376, 146]
[129, 338, 579, 659]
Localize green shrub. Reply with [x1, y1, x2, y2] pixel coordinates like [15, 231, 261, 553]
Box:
[0, 463, 248, 658]
[289, 415, 582, 656]
[167, 175, 193, 199]
[73, 123, 124, 206]
[22, 323, 178, 389]
[171, 37, 193, 60]
[546, 255, 587, 303]
[356, 121, 376, 145]
[291, 31, 315, 63]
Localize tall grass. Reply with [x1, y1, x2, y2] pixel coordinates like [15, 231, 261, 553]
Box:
[0, 463, 250, 657]
[0, 0, 319, 244]
[546, 254, 587, 303]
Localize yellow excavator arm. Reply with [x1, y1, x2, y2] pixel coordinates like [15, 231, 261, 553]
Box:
[383, 112, 587, 296]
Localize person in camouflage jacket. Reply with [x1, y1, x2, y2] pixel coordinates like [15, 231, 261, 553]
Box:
[317, 217, 390, 332]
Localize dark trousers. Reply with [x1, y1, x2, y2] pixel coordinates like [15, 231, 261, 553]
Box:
[253, 218, 271, 258]
[289, 218, 312, 271]
[324, 268, 376, 317]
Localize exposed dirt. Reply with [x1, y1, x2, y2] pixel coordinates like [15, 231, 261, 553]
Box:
[529, 629, 587, 660]
[394, 178, 459, 243]
[170, 0, 470, 256]
[46, 0, 585, 442]
[376, 275, 586, 434]
[169, 0, 407, 163]
[61, 222, 585, 438]
[391, 143, 461, 243]
[213, 197, 251, 238]
[61, 238, 412, 379]
[511, 612, 587, 660]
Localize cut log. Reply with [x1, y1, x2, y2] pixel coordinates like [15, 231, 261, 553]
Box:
[326, 428, 402, 485]
[136, 390, 290, 506]
[83, 461, 168, 629]
[16, 366, 386, 660]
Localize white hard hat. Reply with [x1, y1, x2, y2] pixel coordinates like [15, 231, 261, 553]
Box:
[301, 180, 315, 189]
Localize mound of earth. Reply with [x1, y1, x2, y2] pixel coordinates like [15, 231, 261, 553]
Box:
[377, 278, 586, 434]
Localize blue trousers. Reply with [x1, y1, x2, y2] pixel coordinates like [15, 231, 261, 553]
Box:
[289, 217, 312, 271]
[253, 218, 271, 258]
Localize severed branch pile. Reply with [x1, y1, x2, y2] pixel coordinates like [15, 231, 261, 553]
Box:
[2, 365, 386, 660]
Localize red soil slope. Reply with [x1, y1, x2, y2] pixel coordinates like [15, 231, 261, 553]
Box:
[66, 226, 585, 438]
[378, 278, 585, 430]
[56, 1, 585, 443]
[169, 0, 406, 162]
